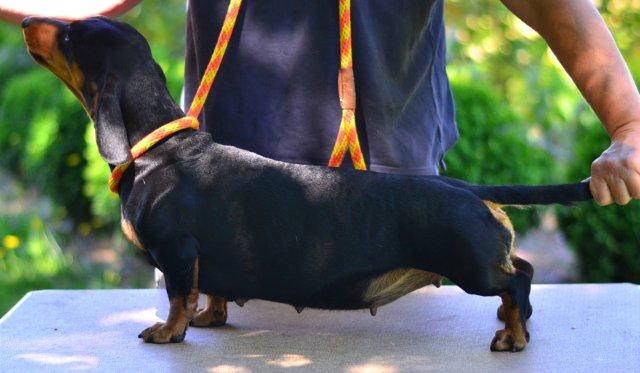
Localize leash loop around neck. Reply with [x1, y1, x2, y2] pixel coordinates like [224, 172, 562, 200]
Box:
[108, 116, 199, 192]
[108, 0, 244, 193]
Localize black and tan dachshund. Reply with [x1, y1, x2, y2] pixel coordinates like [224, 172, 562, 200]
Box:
[23, 17, 592, 351]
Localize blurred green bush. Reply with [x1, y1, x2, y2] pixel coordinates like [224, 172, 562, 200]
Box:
[0, 69, 91, 222]
[558, 119, 640, 283]
[444, 79, 555, 230]
[0, 25, 91, 222]
[0, 213, 84, 313]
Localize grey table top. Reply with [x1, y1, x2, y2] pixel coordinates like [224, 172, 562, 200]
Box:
[0, 284, 638, 372]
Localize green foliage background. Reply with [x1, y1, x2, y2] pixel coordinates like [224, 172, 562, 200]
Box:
[445, 0, 640, 284]
[558, 118, 640, 283]
[444, 80, 554, 229]
[0, 0, 639, 315]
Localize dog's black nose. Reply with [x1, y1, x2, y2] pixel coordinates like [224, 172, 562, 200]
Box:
[21, 17, 34, 29]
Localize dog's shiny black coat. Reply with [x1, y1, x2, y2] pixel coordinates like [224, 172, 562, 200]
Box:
[28, 17, 592, 312]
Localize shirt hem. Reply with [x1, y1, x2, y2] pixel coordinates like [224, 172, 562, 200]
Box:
[267, 155, 438, 176]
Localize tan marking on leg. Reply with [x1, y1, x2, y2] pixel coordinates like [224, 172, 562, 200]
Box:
[121, 217, 143, 249]
[139, 259, 199, 343]
[498, 257, 534, 322]
[186, 258, 199, 320]
[362, 268, 443, 309]
[191, 294, 228, 328]
[188, 257, 229, 327]
[491, 292, 529, 352]
[139, 297, 190, 344]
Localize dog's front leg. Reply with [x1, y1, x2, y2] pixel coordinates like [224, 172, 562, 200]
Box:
[190, 294, 228, 327]
[139, 257, 199, 344]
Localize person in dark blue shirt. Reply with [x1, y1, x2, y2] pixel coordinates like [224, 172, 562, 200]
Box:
[2, 0, 640, 206]
[185, 1, 457, 176]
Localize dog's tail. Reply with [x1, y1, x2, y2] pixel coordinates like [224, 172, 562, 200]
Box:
[438, 177, 593, 205]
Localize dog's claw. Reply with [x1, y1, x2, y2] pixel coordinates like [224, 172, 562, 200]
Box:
[370, 306, 378, 316]
[294, 306, 304, 314]
[235, 298, 247, 307]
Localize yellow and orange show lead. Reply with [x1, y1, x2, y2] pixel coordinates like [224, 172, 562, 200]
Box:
[108, 0, 243, 193]
[109, 0, 366, 193]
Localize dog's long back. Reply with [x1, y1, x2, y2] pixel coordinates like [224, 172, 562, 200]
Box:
[438, 176, 593, 205]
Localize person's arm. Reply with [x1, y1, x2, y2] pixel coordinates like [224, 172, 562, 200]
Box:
[501, 0, 640, 206]
[0, 0, 142, 24]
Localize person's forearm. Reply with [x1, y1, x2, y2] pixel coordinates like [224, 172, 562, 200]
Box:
[502, 0, 640, 137]
[0, 0, 142, 24]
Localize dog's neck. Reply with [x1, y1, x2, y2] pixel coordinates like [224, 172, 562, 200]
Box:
[120, 77, 186, 146]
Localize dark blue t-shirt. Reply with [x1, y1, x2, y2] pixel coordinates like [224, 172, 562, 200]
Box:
[185, 0, 458, 175]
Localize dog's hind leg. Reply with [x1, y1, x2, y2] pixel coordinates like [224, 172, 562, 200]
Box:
[190, 294, 228, 327]
[438, 202, 532, 352]
[498, 256, 533, 321]
[483, 201, 534, 323]
[445, 264, 532, 352]
[490, 269, 532, 352]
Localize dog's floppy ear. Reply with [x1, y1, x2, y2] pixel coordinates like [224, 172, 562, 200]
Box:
[94, 73, 131, 165]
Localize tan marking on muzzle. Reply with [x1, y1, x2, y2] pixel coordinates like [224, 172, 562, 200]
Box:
[23, 22, 88, 111]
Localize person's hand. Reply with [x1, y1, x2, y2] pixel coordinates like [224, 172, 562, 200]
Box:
[590, 122, 640, 205]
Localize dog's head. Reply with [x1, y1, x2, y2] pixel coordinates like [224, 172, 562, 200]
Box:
[23, 16, 169, 165]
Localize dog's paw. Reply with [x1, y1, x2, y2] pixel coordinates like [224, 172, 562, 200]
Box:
[190, 307, 227, 328]
[138, 322, 187, 344]
[490, 328, 529, 352]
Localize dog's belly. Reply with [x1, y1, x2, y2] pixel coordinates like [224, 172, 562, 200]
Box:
[199, 267, 442, 311]
[308, 268, 442, 310]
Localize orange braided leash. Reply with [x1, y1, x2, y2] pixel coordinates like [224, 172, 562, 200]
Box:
[108, 117, 199, 192]
[108, 0, 243, 193]
[109, 0, 364, 193]
[187, 0, 242, 119]
[328, 0, 367, 170]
